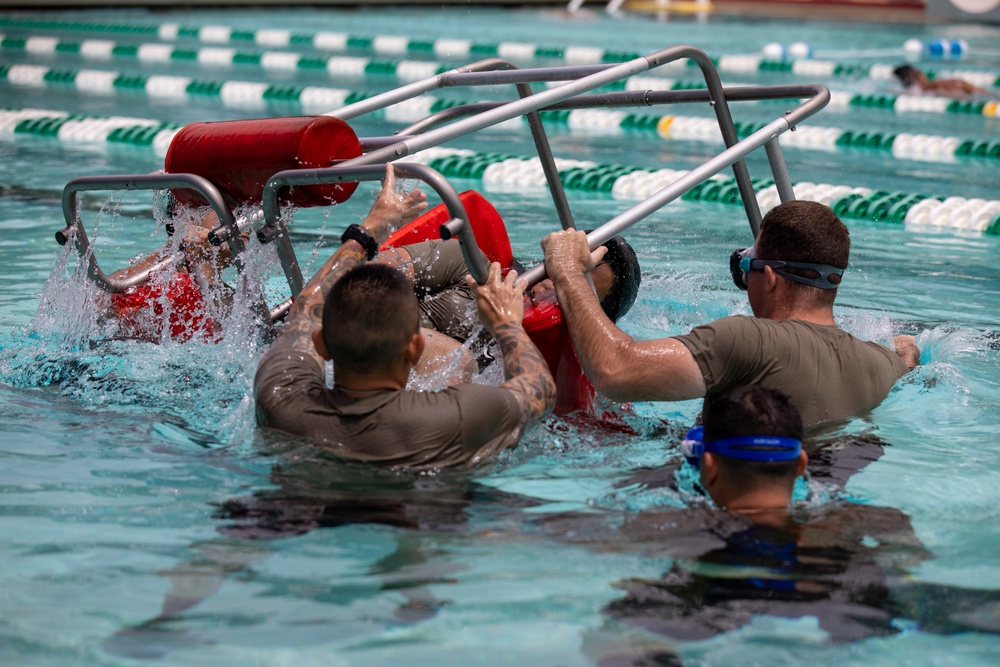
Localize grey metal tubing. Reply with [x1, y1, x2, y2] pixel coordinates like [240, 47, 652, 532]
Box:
[438, 64, 613, 86]
[398, 83, 829, 137]
[59, 172, 241, 293]
[647, 47, 761, 234]
[259, 163, 489, 296]
[336, 57, 653, 167]
[425, 47, 759, 232]
[326, 58, 521, 121]
[765, 138, 796, 215]
[519, 115, 798, 288]
[515, 80, 576, 231]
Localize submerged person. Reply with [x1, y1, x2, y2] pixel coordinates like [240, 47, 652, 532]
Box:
[893, 64, 998, 100]
[540, 200, 918, 427]
[529, 386, 1000, 663]
[102, 166, 429, 343]
[253, 169, 557, 469]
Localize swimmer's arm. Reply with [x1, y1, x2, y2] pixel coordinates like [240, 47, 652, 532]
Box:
[542, 229, 705, 402]
[468, 262, 555, 426]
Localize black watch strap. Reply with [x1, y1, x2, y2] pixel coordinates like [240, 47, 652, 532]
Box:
[341, 224, 379, 260]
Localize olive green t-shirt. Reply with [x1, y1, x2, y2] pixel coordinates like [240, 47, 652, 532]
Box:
[254, 343, 523, 470]
[674, 316, 909, 426]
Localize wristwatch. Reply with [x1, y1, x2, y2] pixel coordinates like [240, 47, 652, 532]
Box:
[341, 224, 379, 260]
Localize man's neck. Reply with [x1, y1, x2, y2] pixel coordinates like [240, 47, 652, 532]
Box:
[720, 493, 795, 526]
[761, 302, 836, 326]
[332, 367, 409, 393]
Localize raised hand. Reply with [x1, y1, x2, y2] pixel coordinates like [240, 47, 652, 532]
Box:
[361, 163, 428, 244]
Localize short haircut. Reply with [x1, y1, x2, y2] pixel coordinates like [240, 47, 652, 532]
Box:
[323, 263, 420, 375]
[755, 201, 850, 305]
[703, 385, 804, 487]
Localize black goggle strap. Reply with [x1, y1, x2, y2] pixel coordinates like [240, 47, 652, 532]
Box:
[743, 258, 845, 290]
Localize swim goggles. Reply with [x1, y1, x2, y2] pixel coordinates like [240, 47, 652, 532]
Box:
[729, 247, 844, 291]
[680, 425, 802, 469]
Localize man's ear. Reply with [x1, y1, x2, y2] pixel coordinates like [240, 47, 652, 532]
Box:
[312, 328, 331, 360]
[404, 330, 425, 367]
[761, 264, 780, 292]
[796, 449, 809, 478]
[700, 452, 719, 489]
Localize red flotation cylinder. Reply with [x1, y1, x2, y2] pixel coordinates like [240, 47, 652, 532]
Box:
[164, 116, 362, 208]
[382, 190, 514, 268]
[521, 287, 596, 415]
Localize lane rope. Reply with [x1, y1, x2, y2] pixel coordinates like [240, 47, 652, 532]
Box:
[5, 63, 1000, 166]
[2, 18, 999, 87]
[3, 107, 997, 234]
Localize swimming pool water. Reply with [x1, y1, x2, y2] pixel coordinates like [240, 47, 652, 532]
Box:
[1, 6, 999, 666]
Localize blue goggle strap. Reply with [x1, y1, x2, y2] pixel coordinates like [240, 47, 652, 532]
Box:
[738, 256, 844, 290]
[707, 435, 802, 462]
[681, 426, 801, 467]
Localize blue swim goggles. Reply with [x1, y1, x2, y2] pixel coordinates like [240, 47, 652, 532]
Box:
[681, 425, 802, 469]
[729, 247, 844, 291]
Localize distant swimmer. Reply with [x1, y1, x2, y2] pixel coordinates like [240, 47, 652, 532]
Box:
[894, 64, 998, 100]
[541, 200, 918, 427]
[254, 164, 555, 470]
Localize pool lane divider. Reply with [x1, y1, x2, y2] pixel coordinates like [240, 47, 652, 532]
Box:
[2, 108, 997, 235]
[5, 46, 997, 122]
[0, 108, 180, 151]
[0, 33, 452, 83]
[5, 64, 1000, 166]
[2, 17, 999, 90]
[4, 35, 998, 123]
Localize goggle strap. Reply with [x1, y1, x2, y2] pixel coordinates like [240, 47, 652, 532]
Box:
[740, 257, 844, 290]
[707, 435, 802, 462]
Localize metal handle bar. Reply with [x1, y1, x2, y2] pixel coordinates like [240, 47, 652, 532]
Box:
[398, 83, 830, 135]
[59, 172, 241, 293]
[259, 163, 489, 297]
[333, 46, 762, 235]
[519, 112, 823, 287]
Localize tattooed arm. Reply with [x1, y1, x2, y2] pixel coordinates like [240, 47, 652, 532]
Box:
[467, 262, 556, 427]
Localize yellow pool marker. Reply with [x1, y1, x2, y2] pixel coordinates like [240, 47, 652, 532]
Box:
[625, 0, 714, 14]
[656, 115, 676, 139]
[984, 101, 999, 118]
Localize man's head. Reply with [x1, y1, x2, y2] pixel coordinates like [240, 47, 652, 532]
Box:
[319, 264, 422, 376]
[894, 64, 922, 87]
[738, 201, 849, 312]
[687, 385, 808, 510]
[590, 234, 642, 322]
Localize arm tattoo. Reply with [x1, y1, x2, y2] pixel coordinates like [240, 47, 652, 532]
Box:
[268, 242, 368, 359]
[493, 321, 556, 428]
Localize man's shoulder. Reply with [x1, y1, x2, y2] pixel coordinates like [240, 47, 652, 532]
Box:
[394, 383, 519, 412]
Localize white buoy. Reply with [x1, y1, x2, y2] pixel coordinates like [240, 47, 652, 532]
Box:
[903, 38, 924, 57]
[761, 42, 786, 61]
[787, 42, 813, 60]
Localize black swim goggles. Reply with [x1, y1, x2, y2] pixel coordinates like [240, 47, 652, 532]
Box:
[729, 247, 844, 291]
[681, 425, 802, 470]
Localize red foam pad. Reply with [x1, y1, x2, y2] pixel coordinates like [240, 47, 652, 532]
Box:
[165, 116, 362, 208]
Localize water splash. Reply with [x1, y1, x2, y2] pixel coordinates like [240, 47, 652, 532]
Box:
[0, 196, 285, 446]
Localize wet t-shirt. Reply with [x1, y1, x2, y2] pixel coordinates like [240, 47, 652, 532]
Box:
[254, 344, 523, 470]
[675, 316, 909, 426]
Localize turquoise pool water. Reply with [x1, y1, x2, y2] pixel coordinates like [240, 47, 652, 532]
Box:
[1, 6, 999, 666]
